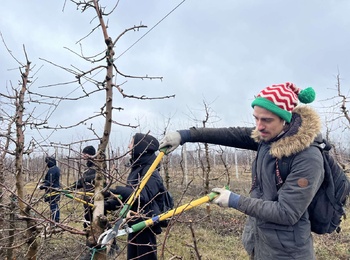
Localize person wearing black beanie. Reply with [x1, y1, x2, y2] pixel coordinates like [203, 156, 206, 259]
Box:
[82, 145, 96, 156]
[69, 145, 97, 229]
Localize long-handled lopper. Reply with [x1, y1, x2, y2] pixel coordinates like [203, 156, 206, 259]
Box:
[98, 148, 166, 244]
[99, 191, 219, 245]
[45, 191, 95, 207]
[118, 148, 166, 218]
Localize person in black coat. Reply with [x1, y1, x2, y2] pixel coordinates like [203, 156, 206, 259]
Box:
[69, 145, 96, 228]
[40, 156, 61, 223]
[104, 133, 166, 260]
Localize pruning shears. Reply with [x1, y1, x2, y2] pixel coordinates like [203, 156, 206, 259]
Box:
[124, 192, 218, 236]
[45, 190, 95, 207]
[98, 148, 166, 245]
[98, 191, 219, 245]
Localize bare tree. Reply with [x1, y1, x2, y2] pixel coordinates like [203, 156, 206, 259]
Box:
[160, 116, 173, 189]
[322, 73, 350, 172]
[0, 33, 85, 259]
[333, 74, 350, 171]
[0, 109, 15, 259]
[201, 101, 211, 193]
[335, 74, 350, 128]
[189, 100, 220, 193]
[216, 146, 232, 187]
[0, 44, 42, 259]
[25, 1, 175, 258]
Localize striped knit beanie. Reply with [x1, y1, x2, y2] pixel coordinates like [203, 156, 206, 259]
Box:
[251, 82, 316, 123]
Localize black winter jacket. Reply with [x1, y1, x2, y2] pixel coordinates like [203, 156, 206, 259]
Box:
[41, 157, 61, 202]
[110, 133, 165, 234]
[71, 160, 96, 192]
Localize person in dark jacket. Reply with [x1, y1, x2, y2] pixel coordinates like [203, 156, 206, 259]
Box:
[104, 133, 165, 260]
[159, 82, 324, 260]
[69, 145, 96, 228]
[40, 156, 61, 223]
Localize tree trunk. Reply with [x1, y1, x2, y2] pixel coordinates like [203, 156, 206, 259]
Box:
[183, 143, 188, 187]
[7, 195, 16, 260]
[15, 56, 38, 260]
[85, 2, 115, 259]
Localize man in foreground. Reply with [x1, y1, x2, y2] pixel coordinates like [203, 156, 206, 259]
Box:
[159, 82, 323, 259]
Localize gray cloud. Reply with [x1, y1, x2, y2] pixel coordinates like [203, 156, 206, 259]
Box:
[1, 0, 349, 150]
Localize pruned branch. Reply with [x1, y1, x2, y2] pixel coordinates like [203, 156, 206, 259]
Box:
[336, 74, 350, 126]
[114, 83, 175, 100]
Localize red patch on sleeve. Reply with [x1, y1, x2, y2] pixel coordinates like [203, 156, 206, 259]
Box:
[297, 178, 309, 188]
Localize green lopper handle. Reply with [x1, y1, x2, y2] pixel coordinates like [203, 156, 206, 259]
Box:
[129, 191, 219, 233]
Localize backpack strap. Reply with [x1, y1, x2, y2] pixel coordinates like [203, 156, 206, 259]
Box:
[276, 141, 325, 189]
[276, 155, 295, 189]
[250, 143, 262, 193]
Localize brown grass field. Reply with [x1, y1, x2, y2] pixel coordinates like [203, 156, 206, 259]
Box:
[22, 166, 350, 260]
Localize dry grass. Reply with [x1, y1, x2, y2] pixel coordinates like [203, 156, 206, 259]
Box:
[14, 168, 350, 259]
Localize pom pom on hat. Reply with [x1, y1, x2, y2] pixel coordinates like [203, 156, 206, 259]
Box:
[251, 82, 316, 123]
[298, 87, 316, 104]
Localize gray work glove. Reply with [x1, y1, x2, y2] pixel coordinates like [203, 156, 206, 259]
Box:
[212, 187, 240, 208]
[159, 132, 182, 154]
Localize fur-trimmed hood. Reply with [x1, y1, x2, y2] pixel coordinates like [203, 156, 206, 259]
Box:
[251, 106, 322, 159]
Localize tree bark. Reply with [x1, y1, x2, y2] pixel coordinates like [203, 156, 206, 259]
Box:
[85, 2, 115, 259]
[15, 55, 38, 260]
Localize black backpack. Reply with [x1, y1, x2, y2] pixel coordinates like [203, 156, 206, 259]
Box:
[277, 139, 350, 234]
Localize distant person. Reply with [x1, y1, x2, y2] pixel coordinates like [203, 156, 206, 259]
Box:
[104, 133, 167, 260]
[159, 82, 323, 259]
[69, 145, 96, 228]
[40, 156, 61, 225]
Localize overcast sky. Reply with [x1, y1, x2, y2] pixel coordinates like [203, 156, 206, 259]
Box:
[1, 0, 350, 154]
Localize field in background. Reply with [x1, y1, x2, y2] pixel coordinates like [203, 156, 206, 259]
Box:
[27, 166, 350, 259]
